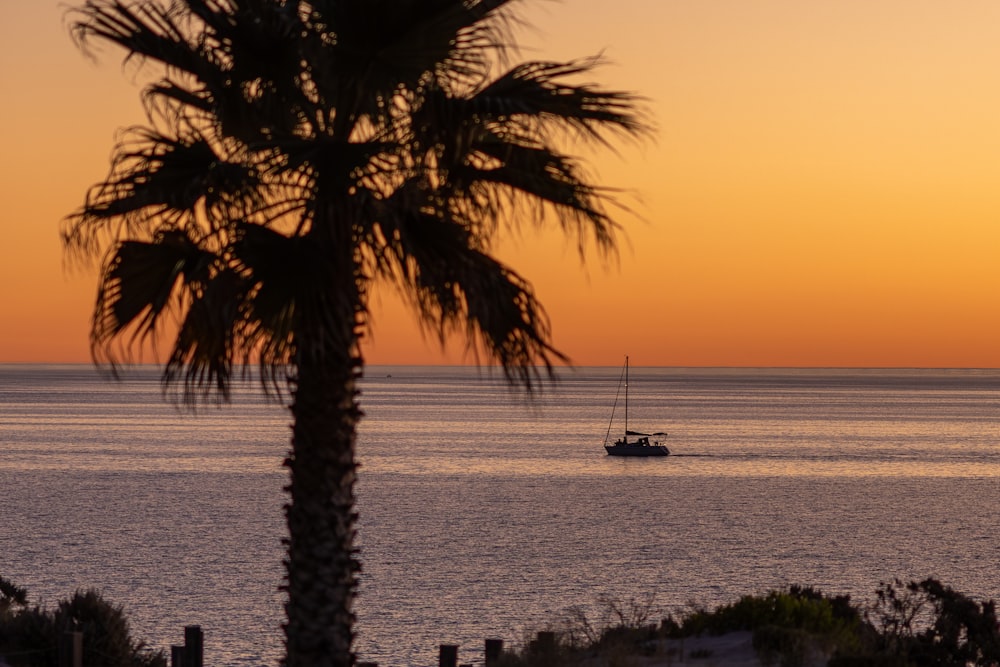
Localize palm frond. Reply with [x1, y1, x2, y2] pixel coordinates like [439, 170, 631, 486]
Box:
[372, 204, 563, 390]
[64, 124, 261, 255]
[162, 223, 312, 402]
[409, 86, 624, 256]
[71, 1, 205, 75]
[233, 223, 301, 354]
[476, 58, 647, 144]
[194, 1, 311, 135]
[92, 230, 214, 363]
[459, 255, 564, 390]
[163, 267, 248, 403]
[236, 220, 366, 380]
[451, 144, 620, 255]
[302, 0, 513, 135]
[144, 79, 213, 114]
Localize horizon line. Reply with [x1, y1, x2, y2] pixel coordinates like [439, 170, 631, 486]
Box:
[3, 362, 1000, 371]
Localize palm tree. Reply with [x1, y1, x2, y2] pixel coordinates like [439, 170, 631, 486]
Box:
[64, 1, 648, 665]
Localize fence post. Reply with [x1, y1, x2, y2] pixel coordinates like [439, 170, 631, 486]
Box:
[438, 643, 458, 667]
[530, 630, 556, 656]
[58, 630, 82, 667]
[484, 638, 503, 665]
[184, 626, 203, 667]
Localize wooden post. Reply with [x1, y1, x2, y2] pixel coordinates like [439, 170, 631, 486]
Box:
[484, 638, 503, 665]
[530, 631, 556, 655]
[184, 626, 203, 667]
[438, 643, 458, 667]
[58, 630, 82, 667]
[171, 645, 186, 667]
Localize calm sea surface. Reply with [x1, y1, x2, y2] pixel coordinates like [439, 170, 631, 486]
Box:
[2, 365, 999, 666]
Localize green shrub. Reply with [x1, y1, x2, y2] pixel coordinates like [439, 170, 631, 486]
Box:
[668, 587, 865, 667]
[677, 587, 861, 639]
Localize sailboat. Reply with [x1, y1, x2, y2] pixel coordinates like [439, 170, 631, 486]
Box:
[603, 356, 670, 457]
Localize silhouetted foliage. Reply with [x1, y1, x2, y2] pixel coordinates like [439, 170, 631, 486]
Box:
[502, 581, 999, 667]
[0, 577, 28, 616]
[561, 593, 658, 648]
[866, 578, 1000, 667]
[675, 586, 862, 640]
[0, 580, 164, 667]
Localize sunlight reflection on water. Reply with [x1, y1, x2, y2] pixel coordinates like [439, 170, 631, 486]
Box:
[362, 453, 1000, 478]
[2, 365, 999, 666]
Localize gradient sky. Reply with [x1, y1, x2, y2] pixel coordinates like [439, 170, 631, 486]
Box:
[4, 1, 1000, 367]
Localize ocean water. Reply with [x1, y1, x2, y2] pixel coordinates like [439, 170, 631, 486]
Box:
[1, 365, 999, 666]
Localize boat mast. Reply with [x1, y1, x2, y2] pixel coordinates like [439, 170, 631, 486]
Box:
[624, 355, 629, 440]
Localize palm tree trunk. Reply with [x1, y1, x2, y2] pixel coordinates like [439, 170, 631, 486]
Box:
[285, 338, 362, 667]
[283, 233, 364, 667]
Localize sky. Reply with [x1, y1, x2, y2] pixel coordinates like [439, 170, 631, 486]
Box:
[4, 1, 1000, 367]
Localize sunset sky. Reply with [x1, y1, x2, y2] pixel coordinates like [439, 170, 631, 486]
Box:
[4, 1, 1000, 367]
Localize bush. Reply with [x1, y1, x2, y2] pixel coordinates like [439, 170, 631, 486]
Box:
[666, 587, 864, 667]
[866, 578, 1000, 667]
[0, 580, 165, 667]
[0, 605, 56, 665]
[0, 577, 28, 614]
[561, 593, 659, 652]
[676, 586, 861, 640]
[460, 579, 1000, 667]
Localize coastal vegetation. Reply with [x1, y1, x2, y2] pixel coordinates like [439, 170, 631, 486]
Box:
[0, 576, 164, 667]
[495, 579, 1000, 667]
[2, 576, 997, 666]
[63, 1, 647, 666]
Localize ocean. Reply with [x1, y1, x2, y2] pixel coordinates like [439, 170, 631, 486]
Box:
[1, 365, 999, 666]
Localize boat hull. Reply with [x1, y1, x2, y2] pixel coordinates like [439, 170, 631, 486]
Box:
[604, 444, 670, 457]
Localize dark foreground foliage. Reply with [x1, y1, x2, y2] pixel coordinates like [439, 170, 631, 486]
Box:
[3, 575, 996, 667]
[495, 578, 1000, 667]
[0, 577, 165, 667]
[858, 578, 1000, 667]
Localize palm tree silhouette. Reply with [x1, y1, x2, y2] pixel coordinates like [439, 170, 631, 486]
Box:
[64, 2, 648, 665]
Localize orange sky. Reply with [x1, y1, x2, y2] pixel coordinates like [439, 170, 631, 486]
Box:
[4, 1, 1000, 367]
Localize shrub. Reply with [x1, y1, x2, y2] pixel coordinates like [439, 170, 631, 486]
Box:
[0, 605, 56, 666]
[0, 580, 165, 667]
[665, 587, 866, 667]
[475, 580, 1000, 667]
[0, 577, 28, 614]
[867, 578, 1000, 667]
[676, 587, 861, 639]
[561, 593, 659, 651]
